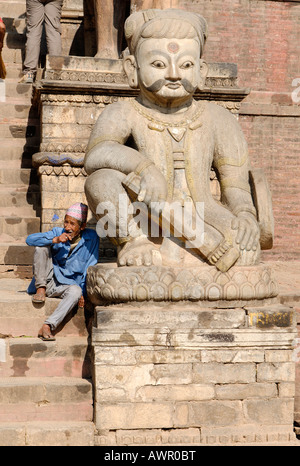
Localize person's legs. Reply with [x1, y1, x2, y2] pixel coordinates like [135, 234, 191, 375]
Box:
[38, 283, 82, 339]
[44, 0, 63, 56]
[32, 245, 53, 303]
[23, 0, 45, 79]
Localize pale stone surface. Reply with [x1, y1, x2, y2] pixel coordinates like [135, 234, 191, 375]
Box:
[92, 303, 297, 443]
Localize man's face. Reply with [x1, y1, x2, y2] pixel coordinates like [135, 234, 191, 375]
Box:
[64, 215, 84, 240]
[136, 37, 202, 107]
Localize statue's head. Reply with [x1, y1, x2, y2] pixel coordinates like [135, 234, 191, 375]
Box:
[124, 9, 208, 108]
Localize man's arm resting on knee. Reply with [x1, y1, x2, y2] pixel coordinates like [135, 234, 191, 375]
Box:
[26, 228, 63, 247]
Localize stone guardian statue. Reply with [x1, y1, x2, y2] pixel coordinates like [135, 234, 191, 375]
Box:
[84, 9, 273, 278]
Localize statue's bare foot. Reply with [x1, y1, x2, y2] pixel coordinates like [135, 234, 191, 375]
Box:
[118, 236, 162, 267]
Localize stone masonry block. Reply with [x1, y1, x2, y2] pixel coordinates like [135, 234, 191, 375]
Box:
[40, 174, 68, 192]
[175, 400, 243, 428]
[93, 347, 138, 366]
[215, 383, 277, 400]
[94, 402, 174, 430]
[42, 192, 86, 210]
[278, 382, 295, 398]
[0, 424, 26, 446]
[94, 364, 154, 402]
[193, 362, 256, 384]
[135, 349, 202, 365]
[265, 349, 294, 362]
[244, 399, 294, 425]
[68, 176, 86, 193]
[42, 123, 92, 139]
[136, 384, 215, 402]
[150, 363, 193, 385]
[257, 362, 295, 382]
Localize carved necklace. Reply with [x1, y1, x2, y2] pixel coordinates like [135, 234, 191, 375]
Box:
[131, 98, 205, 142]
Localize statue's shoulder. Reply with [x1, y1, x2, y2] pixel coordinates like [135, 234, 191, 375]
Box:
[205, 101, 241, 128]
[205, 101, 234, 118]
[101, 99, 132, 115]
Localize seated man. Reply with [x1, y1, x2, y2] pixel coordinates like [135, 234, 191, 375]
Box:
[26, 203, 99, 341]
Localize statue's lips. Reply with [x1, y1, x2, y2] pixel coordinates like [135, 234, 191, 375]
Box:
[165, 83, 181, 89]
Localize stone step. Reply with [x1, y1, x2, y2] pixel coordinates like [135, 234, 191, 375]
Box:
[0, 336, 92, 378]
[4, 63, 24, 80]
[0, 120, 40, 139]
[0, 101, 33, 121]
[0, 263, 33, 279]
[0, 377, 93, 422]
[0, 215, 40, 237]
[0, 278, 92, 336]
[3, 28, 26, 49]
[1, 16, 26, 35]
[2, 81, 33, 100]
[0, 421, 95, 446]
[0, 2, 27, 19]
[1, 45, 24, 65]
[0, 167, 38, 186]
[0, 187, 40, 209]
[0, 138, 39, 163]
[0, 242, 34, 265]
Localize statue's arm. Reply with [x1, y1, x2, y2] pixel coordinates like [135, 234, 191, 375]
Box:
[213, 108, 255, 216]
[213, 106, 260, 251]
[84, 103, 149, 176]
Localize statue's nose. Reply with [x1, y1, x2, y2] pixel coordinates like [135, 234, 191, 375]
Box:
[166, 62, 180, 81]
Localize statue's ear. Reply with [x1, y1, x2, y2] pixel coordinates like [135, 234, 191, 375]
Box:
[198, 59, 208, 91]
[124, 55, 139, 89]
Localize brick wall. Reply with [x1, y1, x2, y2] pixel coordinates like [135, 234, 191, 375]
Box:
[181, 0, 300, 260]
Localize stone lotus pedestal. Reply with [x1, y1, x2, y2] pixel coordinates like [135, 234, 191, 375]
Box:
[87, 262, 297, 446]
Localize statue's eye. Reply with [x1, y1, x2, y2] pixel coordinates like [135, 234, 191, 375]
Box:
[180, 61, 194, 69]
[152, 60, 166, 68]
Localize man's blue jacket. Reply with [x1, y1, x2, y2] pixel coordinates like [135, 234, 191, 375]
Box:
[26, 227, 99, 296]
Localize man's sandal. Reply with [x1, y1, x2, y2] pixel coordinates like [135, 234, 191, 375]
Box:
[38, 333, 56, 341]
[32, 293, 46, 304]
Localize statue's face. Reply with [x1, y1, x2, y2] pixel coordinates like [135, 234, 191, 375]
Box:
[135, 37, 202, 106]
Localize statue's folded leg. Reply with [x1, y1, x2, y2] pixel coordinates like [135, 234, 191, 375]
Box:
[84, 168, 131, 242]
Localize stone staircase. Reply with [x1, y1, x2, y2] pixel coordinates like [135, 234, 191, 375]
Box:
[0, 0, 95, 446]
[0, 1, 39, 275]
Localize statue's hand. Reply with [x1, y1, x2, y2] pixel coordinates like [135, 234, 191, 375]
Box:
[231, 212, 260, 252]
[138, 165, 168, 206]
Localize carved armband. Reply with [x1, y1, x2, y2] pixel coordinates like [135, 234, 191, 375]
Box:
[219, 177, 251, 194]
[86, 135, 124, 156]
[134, 159, 155, 176]
[233, 205, 257, 218]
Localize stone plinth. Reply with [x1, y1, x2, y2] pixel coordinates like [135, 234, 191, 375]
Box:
[92, 301, 297, 446]
[86, 262, 278, 306]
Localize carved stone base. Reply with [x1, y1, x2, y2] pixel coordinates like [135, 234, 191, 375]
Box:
[86, 262, 278, 306]
[92, 302, 297, 445]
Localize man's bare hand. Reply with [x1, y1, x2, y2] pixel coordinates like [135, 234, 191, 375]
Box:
[78, 296, 85, 308]
[53, 232, 72, 244]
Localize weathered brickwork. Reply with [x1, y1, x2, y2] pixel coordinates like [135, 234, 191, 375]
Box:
[185, 0, 300, 94]
[240, 115, 300, 260]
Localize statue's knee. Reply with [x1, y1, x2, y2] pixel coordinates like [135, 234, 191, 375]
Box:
[85, 169, 127, 214]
